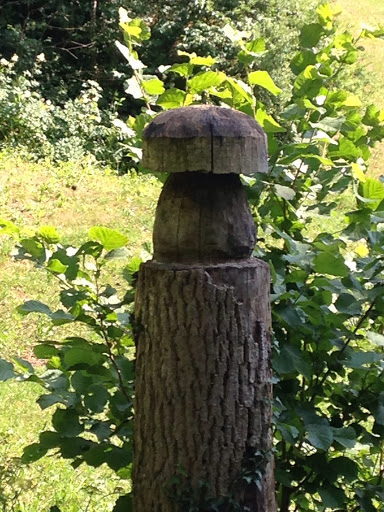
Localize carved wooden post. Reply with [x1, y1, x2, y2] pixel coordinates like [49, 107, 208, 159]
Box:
[133, 105, 276, 511]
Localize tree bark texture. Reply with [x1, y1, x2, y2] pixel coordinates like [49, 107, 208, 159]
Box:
[133, 258, 275, 511]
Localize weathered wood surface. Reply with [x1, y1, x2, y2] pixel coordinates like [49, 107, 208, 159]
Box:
[153, 172, 256, 263]
[133, 105, 275, 511]
[142, 105, 268, 175]
[134, 259, 275, 512]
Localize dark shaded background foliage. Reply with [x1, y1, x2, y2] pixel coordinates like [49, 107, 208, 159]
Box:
[0, 0, 315, 106]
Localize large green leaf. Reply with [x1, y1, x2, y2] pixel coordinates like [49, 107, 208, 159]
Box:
[256, 107, 286, 133]
[358, 178, 384, 210]
[306, 423, 333, 450]
[89, 227, 128, 251]
[248, 71, 281, 96]
[63, 348, 102, 368]
[38, 226, 61, 244]
[187, 71, 224, 93]
[52, 409, 84, 437]
[313, 252, 349, 277]
[142, 78, 165, 96]
[332, 426, 357, 449]
[157, 88, 186, 109]
[299, 23, 324, 48]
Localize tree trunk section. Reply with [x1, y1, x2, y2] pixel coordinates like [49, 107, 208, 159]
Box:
[133, 258, 275, 511]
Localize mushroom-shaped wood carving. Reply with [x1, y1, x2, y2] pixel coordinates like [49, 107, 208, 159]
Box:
[142, 105, 268, 264]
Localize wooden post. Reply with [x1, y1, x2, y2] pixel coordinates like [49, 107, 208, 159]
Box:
[133, 106, 276, 511]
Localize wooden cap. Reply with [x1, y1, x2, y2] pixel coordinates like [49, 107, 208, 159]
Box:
[142, 105, 268, 175]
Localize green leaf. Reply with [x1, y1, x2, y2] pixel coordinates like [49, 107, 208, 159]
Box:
[248, 71, 281, 96]
[225, 77, 255, 107]
[274, 185, 295, 200]
[256, 107, 286, 133]
[299, 23, 324, 48]
[47, 259, 67, 274]
[84, 384, 110, 413]
[329, 138, 360, 160]
[37, 394, 65, 409]
[187, 71, 224, 93]
[290, 50, 316, 75]
[306, 423, 333, 450]
[0, 359, 15, 381]
[17, 300, 52, 316]
[313, 252, 349, 277]
[142, 78, 165, 96]
[38, 226, 61, 244]
[157, 88, 186, 109]
[332, 426, 357, 449]
[358, 178, 384, 210]
[89, 227, 128, 251]
[52, 409, 84, 437]
[167, 63, 193, 77]
[104, 247, 130, 260]
[273, 344, 311, 378]
[342, 351, 382, 369]
[20, 238, 44, 258]
[319, 485, 346, 509]
[329, 456, 358, 482]
[113, 494, 133, 512]
[63, 348, 102, 369]
[294, 65, 323, 98]
[190, 55, 215, 66]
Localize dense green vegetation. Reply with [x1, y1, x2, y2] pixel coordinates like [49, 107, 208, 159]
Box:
[1, 1, 384, 511]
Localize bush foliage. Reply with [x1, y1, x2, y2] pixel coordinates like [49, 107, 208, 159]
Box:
[2, 2, 384, 511]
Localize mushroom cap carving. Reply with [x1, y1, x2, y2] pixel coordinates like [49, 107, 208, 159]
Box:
[142, 105, 268, 175]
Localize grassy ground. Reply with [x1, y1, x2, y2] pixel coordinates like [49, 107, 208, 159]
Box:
[334, 0, 384, 178]
[0, 153, 160, 511]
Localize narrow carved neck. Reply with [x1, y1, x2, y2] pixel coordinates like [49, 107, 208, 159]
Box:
[153, 172, 256, 264]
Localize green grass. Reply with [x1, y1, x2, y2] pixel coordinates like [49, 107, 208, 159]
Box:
[0, 153, 160, 511]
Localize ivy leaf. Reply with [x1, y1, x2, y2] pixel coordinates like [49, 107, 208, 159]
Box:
[89, 227, 128, 251]
[306, 423, 334, 450]
[248, 71, 281, 96]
